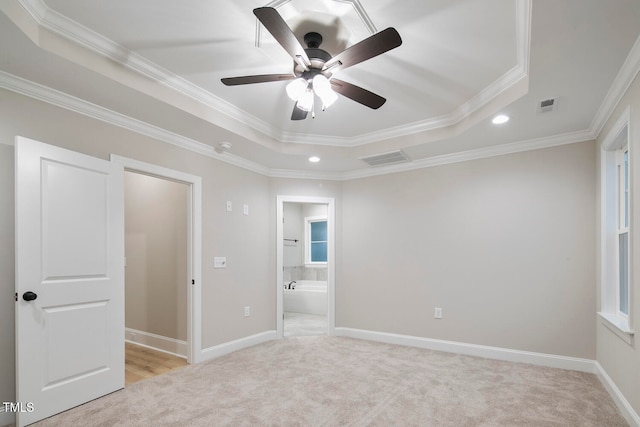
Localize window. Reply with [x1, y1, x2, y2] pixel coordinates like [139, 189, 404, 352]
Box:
[617, 147, 630, 316]
[599, 113, 633, 340]
[306, 217, 327, 264]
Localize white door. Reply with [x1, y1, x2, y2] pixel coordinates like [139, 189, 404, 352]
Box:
[15, 137, 124, 427]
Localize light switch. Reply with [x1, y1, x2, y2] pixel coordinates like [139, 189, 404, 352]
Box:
[214, 257, 227, 268]
[243, 204, 249, 215]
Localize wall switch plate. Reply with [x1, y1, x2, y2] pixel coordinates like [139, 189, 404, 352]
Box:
[226, 201, 232, 212]
[243, 204, 249, 215]
[434, 307, 442, 319]
[244, 306, 250, 317]
[213, 257, 227, 268]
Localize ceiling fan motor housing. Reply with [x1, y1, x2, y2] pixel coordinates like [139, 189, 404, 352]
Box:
[293, 32, 333, 79]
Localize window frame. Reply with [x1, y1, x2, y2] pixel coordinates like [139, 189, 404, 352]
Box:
[304, 216, 327, 266]
[616, 146, 630, 318]
[599, 108, 634, 342]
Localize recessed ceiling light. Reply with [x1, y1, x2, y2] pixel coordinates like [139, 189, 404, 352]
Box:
[308, 156, 320, 163]
[492, 114, 510, 125]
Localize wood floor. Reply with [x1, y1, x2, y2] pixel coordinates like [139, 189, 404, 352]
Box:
[125, 342, 188, 386]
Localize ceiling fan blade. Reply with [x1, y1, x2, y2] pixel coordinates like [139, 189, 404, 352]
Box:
[291, 102, 308, 120]
[323, 27, 402, 72]
[330, 78, 386, 109]
[254, 7, 311, 69]
[221, 74, 295, 86]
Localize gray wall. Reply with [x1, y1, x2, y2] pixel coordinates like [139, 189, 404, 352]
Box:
[125, 171, 188, 341]
[283, 203, 303, 268]
[340, 142, 596, 358]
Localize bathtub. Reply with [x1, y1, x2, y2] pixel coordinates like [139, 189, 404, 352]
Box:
[284, 280, 327, 316]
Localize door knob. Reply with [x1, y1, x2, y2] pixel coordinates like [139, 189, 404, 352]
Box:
[22, 291, 38, 301]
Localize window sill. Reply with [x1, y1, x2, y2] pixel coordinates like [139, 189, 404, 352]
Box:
[598, 312, 634, 345]
[305, 263, 327, 268]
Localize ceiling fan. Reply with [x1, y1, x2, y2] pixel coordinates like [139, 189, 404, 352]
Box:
[221, 7, 402, 120]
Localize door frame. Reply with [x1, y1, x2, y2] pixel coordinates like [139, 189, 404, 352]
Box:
[111, 155, 202, 363]
[276, 195, 335, 338]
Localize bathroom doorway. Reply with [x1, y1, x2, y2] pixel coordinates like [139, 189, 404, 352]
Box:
[276, 196, 335, 338]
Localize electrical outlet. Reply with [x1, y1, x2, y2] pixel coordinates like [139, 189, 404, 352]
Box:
[213, 257, 227, 268]
[244, 306, 250, 317]
[226, 201, 232, 212]
[434, 307, 442, 319]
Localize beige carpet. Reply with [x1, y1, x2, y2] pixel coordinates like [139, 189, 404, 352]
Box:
[29, 337, 626, 426]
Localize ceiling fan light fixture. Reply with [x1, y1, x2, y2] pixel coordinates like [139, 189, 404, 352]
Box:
[312, 74, 330, 94]
[286, 78, 307, 101]
[313, 74, 338, 108]
[297, 89, 314, 112]
[320, 90, 338, 109]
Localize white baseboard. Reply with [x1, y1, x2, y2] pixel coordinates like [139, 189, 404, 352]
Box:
[335, 327, 597, 373]
[200, 331, 276, 362]
[595, 362, 640, 427]
[0, 409, 14, 427]
[125, 328, 187, 358]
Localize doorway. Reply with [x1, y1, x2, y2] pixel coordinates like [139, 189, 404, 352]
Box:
[112, 155, 203, 364]
[276, 196, 335, 338]
[123, 170, 188, 381]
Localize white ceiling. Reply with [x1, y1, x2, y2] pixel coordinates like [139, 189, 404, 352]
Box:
[0, 0, 639, 178]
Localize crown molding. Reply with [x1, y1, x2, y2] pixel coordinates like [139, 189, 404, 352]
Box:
[333, 0, 377, 34]
[0, 70, 270, 175]
[0, 69, 596, 181]
[266, 168, 345, 181]
[516, 0, 532, 74]
[12, 0, 282, 141]
[330, 129, 595, 181]
[277, 63, 529, 147]
[1, 69, 593, 182]
[14, 0, 531, 147]
[590, 33, 640, 139]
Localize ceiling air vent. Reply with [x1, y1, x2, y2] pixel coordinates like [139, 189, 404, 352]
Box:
[360, 150, 409, 167]
[537, 97, 558, 113]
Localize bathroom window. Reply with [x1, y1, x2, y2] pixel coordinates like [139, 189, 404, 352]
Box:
[306, 217, 327, 264]
[599, 113, 632, 340]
